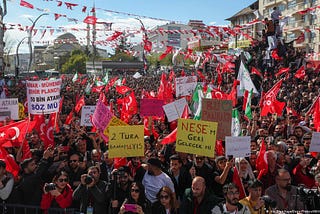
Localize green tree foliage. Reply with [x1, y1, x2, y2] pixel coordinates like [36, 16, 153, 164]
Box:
[61, 49, 88, 74]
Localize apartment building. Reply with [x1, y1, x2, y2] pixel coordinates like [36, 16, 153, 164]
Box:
[259, 0, 320, 57]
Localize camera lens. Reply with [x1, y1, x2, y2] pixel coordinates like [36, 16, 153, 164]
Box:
[85, 175, 93, 184]
[44, 183, 56, 192]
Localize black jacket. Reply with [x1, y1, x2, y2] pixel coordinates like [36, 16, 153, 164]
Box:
[151, 201, 178, 214]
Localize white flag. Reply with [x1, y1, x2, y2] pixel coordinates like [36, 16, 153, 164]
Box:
[237, 60, 258, 96]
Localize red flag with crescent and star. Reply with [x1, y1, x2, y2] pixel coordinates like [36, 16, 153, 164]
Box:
[0, 118, 35, 144]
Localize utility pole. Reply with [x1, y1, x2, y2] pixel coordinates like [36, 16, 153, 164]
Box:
[15, 37, 28, 78]
[27, 13, 49, 73]
[0, 0, 7, 73]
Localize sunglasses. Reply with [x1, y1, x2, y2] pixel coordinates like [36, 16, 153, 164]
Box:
[58, 178, 68, 183]
[131, 189, 140, 193]
[160, 195, 169, 200]
[69, 160, 78, 163]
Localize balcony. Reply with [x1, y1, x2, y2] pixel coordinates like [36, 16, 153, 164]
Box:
[283, 20, 305, 32]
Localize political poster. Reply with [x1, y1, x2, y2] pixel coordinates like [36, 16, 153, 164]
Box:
[104, 116, 128, 137]
[310, 132, 320, 152]
[163, 98, 189, 122]
[108, 125, 144, 158]
[26, 79, 62, 114]
[175, 76, 197, 97]
[201, 99, 232, 140]
[176, 118, 218, 158]
[0, 98, 19, 120]
[140, 99, 164, 117]
[80, 106, 96, 126]
[225, 136, 251, 158]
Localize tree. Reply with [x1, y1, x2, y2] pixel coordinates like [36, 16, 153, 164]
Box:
[61, 49, 87, 74]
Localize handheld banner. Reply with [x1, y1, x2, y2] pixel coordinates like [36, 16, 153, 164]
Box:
[80, 106, 96, 126]
[176, 119, 217, 158]
[104, 116, 128, 137]
[0, 98, 19, 120]
[310, 132, 320, 152]
[225, 136, 251, 158]
[108, 125, 144, 158]
[140, 99, 164, 117]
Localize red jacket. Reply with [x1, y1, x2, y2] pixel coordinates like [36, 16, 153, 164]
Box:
[293, 163, 315, 188]
[40, 184, 73, 211]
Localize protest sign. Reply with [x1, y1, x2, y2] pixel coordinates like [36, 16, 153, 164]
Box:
[26, 79, 62, 114]
[310, 132, 320, 152]
[163, 98, 189, 122]
[108, 125, 144, 158]
[201, 99, 232, 140]
[140, 99, 164, 117]
[104, 116, 128, 137]
[175, 76, 197, 97]
[225, 136, 251, 158]
[80, 106, 96, 126]
[176, 118, 217, 157]
[0, 98, 19, 120]
[92, 100, 113, 140]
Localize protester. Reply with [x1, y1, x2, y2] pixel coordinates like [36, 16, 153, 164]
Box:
[0, 160, 14, 202]
[40, 171, 73, 213]
[119, 182, 151, 214]
[151, 186, 178, 214]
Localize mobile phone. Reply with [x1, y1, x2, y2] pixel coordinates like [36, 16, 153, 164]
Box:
[124, 204, 136, 212]
[228, 155, 233, 161]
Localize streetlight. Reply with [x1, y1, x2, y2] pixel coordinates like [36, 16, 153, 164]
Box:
[15, 36, 28, 78]
[27, 13, 49, 73]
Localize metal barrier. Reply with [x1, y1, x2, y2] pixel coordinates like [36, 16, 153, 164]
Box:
[0, 202, 80, 214]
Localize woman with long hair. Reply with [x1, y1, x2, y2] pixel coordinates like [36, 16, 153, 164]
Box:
[40, 170, 73, 213]
[119, 182, 151, 214]
[151, 186, 178, 214]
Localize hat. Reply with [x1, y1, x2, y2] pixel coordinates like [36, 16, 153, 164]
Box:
[117, 166, 131, 176]
[147, 157, 162, 168]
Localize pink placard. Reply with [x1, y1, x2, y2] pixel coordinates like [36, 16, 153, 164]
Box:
[140, 99, 164, 117]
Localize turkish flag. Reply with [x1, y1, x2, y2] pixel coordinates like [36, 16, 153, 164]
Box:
[157, 73, 167, 101]
[313, 98, 320, 130]
[197, 70, 205, 81]
[0, 119, 34, 144]
[20, 0, 34, 9]
[83, 16, 97, 25]
[294, 66, 306, 79]
[116, 85, 132, 95]
[227, 80, 239, 107]
[65, 111, 73, 125]
[256, 139, 268, 173]
[260, 80, 285, 116]
[251, 67, 263, 78]
[275, 67, 290, 77]
[0, 147, 20, 178]
[159, 46, 173, 60]
[99, 92, 108, 106]
[143, 39, 152, 52]
[233, 166, 246, 200]
[75, 95, 85, 113]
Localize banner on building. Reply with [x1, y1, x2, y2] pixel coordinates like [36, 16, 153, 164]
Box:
[26, 79, 62, 114]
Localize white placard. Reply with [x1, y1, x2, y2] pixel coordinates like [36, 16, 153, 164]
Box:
[225, 136, 251, 158]
[0, 98, 19, 120]
[26, 79, 62, 114]
[80, 105, 96, 126]
[310, 132, 320, 152]
[175, 76, 197, 97]
[162, 98, 189, 122]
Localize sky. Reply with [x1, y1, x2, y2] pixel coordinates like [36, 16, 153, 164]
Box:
[3, 0, 256, 53]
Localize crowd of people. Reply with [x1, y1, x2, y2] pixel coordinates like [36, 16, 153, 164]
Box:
[0, 15, 320, 213]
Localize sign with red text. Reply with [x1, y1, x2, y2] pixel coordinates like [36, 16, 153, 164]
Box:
[225, 136, 251, 158]
[108, 125, 144, 158]
[26, 79, 62, 114]
[0, 98, 19, 120]
[140, 99, 164, 117]
[201, 99, 232, 140]
[176, 119, 218, 157]
[175, 76, 197, 97]
[80, 105, 96, 126]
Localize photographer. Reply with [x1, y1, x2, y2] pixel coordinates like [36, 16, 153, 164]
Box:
[73, 166, 108, 214]
[40, 171, 73, 213]
[265, 168, 304, 211]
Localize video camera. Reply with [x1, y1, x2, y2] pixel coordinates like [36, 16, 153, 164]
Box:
[297, 186, 320, 210]
[261, 195, 277, 209]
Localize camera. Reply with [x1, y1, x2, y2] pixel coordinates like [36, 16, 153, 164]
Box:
[44, 183, 56, 192]
[261, 195, 277, 209]
[297, 186, 320, 210]
[84, 175, 93, 184]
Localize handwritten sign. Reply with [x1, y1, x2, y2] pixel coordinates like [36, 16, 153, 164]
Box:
[176, 119, 218, 158]
[80, 106, 96, 126]
[0, 98, 19, 120]
[92, 100, 113, 131]
[175, 76, 197, 97]
[225, 136, 251, 158]
[201, 99, 232, 140]
[108, 125, 144, 158]
[104, 116, 128, 137]
[310, 132, 320, 152]
[163, 98, 189, 122]
[140, 99, 164, 117]
[26, 79, 62, 114]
